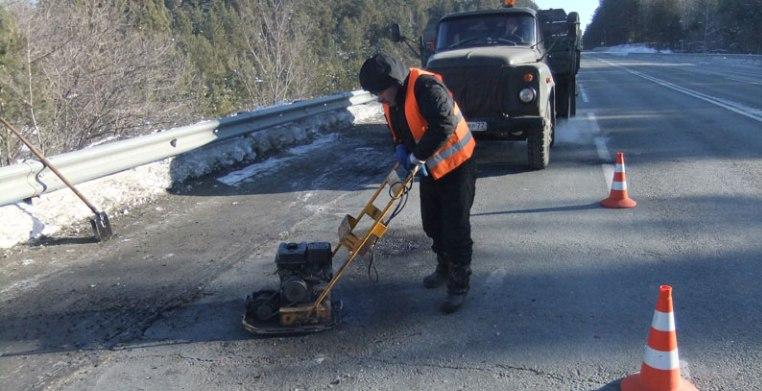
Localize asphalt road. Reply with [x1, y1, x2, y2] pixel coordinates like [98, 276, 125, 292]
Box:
[1, 53, 761, 390]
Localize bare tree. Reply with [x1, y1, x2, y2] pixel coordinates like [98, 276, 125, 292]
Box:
[38, 0, 192, 151]
[0, 1, 39, 163]
[0, 0, 192, 163]
[236, 0, 311, 105]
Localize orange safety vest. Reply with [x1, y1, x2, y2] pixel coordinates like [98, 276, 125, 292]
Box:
[382, 68, 476, 180]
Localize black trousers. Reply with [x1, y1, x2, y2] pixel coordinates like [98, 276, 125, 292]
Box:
[420, 157, 476, 294]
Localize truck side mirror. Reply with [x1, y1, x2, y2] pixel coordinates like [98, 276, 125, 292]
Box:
[390, 23, 404, 43]
[388, 22, 422, 61]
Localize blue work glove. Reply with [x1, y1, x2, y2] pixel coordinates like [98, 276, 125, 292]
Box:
[419, 163, 429, 177]
[395, 144, 411, 170]
[408, 153, 429, 177]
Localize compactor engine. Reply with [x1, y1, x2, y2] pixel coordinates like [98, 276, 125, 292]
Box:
[276, 242, 333, 305]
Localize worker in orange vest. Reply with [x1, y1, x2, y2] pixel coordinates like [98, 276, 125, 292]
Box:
[359, 53, 477, 313]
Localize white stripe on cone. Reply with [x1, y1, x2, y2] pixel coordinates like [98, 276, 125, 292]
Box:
[651, 310, 676, 332]
[615, 163, 625, 172]
[643, 345, 680, 371]
[612, 181, 627, 191]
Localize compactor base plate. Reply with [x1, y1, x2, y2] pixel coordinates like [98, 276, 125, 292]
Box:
[242, 290, 341, 336]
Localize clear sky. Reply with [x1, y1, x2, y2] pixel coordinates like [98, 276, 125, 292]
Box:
[533, 0, 599, 34]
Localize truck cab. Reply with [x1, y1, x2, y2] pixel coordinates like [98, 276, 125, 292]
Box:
[393, 2, 581, 169]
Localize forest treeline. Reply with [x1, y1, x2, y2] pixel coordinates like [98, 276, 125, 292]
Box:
[583, 0, 762, 53]
[3, 1, 757, 165]
[0, 0, 536, 164]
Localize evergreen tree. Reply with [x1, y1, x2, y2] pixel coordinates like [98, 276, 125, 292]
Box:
[0, 7, 24, 120]
[0, 7, 26, 164]
[584, 0, 761, 52]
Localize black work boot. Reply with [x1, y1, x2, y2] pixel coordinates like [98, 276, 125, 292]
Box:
[422, 255, 448, 289]
[440, 292, 467, 314]
[441, 262, 470, 313]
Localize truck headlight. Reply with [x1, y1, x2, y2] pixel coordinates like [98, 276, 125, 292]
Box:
[519, 87, 536, 103]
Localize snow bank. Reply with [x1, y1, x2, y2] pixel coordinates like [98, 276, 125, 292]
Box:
[1, 101, 382, 249]
[596, 44, 671, 55]
[591, 47, 762, 67]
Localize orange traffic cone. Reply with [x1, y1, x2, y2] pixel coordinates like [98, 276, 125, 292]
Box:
[601, 151, 637, 208]
[621, 285, 698, 391]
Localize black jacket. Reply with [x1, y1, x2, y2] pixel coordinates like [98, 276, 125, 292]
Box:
[388, 74, 461, 161]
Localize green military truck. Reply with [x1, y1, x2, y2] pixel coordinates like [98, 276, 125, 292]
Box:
[391, 3, 581, 169]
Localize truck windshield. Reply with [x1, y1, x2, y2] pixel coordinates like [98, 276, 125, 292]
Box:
[436, 14, 536, 51]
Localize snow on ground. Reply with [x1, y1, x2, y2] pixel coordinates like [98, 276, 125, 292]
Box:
[597, 44, 671, 55]
[590, 46, 762, 68]
[0, 158, 173, 248]
[217, 133, 339, 186]
[86, 135, 120, 148]
[348, 101, 383, 124]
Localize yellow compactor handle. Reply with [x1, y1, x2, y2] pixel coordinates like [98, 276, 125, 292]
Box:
[310, 164, 419, 314]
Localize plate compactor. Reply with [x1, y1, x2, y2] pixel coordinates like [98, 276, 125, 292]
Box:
[243, 164, 419, 336]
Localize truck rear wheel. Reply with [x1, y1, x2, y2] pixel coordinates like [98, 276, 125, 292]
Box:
[557, 79, 572, 119]
[570, 75, 577, 117]
[528, 101, 552, 170]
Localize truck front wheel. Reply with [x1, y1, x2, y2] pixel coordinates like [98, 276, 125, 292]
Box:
[527, 101, 552, 170]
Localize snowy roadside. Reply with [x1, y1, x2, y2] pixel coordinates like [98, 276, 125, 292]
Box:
[591, 43, 672, 55]
[0, 102, 382, 249]
[589, 44, 762, 66]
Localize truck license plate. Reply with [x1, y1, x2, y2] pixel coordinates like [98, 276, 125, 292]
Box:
[468, 121, 488, 132]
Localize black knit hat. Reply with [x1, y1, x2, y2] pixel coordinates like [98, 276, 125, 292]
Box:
[358, 53, 409, 94]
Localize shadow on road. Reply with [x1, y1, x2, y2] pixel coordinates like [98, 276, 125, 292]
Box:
[473, 138, 536, 178]
[29, 235, 100, 247]
[595, 380, 621, 390]
[472, 202, 600, 216]
[3, 241, 760, 364]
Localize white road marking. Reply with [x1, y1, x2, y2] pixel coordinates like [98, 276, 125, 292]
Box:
[593, 137, 610, 160]
[599, 58, 762, 123]
[586, 113, 601, 133]
[601, 164, 614, 191]
[586, 112, 615, 190]
[725, 75, 762, 86]
[685, 65, 762, 84]
[578, 83, 590, 103]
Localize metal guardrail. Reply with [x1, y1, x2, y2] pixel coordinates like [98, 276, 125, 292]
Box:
[0, 90, 375, 207]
